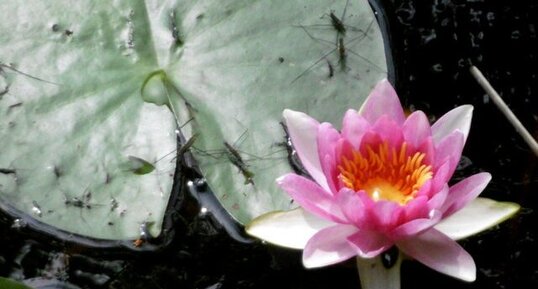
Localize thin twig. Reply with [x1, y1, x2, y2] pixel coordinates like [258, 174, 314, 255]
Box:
[470, 66, 538, 156]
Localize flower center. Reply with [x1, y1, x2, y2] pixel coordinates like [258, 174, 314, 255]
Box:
[338, 142, 432, 205]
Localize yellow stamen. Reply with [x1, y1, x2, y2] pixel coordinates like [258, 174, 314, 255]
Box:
[338, 142, 432, 205]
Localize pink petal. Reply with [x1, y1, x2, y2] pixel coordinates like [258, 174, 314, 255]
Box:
[434, 131, 465, 178]
[403, 111, 432, 149]
[336, 188, 366, 225]
[427, 184, 449, 211]
[431, 161, 451, 194]
[334, 138, 354, 163]
[371, 115, 404, 147]
[321, 154, 340, 194]
[317, 123, 342, 193]
[347, 230, 393, 258]
[414, 179, 433, 198]
[317, 123, 340, 160]
[397, 228, 476, 282]
[432, 105, 473, 145]
[283, 109, 329, 191]
[390, 209, 442, 240]
[277, 174, 346, 223]
[441, 172, 492, 217]
[303, 224, 359, 268]
[402, 196, 430, 220]
[417, 136, 435, 165]
[358, 131, 383, 155]
[361, 196, 401, 230]
[359, 79, 406, 125]
[333, 139, 360, 191]
[341, 109, 370, 149]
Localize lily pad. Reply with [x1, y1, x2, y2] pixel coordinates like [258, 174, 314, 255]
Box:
[173, 0, 390, 224]
[0, 0, 183, 241]
[0, 277, 32, 289]
[0, 0, 390, 242]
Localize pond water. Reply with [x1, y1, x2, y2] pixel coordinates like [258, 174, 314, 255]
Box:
[1, 0, 537, 288]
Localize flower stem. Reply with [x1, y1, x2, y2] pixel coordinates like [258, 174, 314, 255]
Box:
[356, 253, 402, 289]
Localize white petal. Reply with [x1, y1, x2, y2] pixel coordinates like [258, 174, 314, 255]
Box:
[431, 105, 473, 144]
[245, 208, 335, 249]
[435, 197, 520, 241]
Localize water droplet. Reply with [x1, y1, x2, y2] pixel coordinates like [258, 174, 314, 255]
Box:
[192, 178, 208, 191]
[11, 218, 27, 229]
[381, 246, 399, 269]
[139, 221, 154, 239]
[32, 201, 42, 217]
[110, 198, 119, 212]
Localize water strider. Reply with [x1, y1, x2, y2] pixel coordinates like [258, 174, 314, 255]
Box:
[193, 129, 287, 186]
[329, 10, 347, 36]
[123, 117, 198, 180]
[151, 132, 199, 172]
[223, 141, 255, 185]
[63, 188, 102, 210]
[291, 0, 384, 83]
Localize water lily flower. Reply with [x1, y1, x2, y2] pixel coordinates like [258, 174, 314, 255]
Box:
[246, 79, 519, 285]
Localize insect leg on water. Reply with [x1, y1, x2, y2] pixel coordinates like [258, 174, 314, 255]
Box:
[62, 187, 105, 224]
[191, 129, 287, 186]
[0, 62, 59, 85]
[151, 132, 199, 172]
[292, 18, 384, 83]
[327, 59, 335, 78]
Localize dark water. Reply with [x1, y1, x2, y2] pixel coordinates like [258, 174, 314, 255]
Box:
[1, 0, 537, 288]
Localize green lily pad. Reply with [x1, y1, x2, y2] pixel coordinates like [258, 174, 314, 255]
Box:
[173, 0, 390, 224]
[0, 0, 182, 241]
[0, 277, 32, 289]
[0, 0, 390, 241]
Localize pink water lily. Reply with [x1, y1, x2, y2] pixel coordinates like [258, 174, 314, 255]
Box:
[246, 79, 519, 283]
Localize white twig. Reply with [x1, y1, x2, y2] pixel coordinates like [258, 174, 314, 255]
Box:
[470, 66, 538, 157]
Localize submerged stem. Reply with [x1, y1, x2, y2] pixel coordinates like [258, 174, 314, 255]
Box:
[356, 253, 402, 289]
